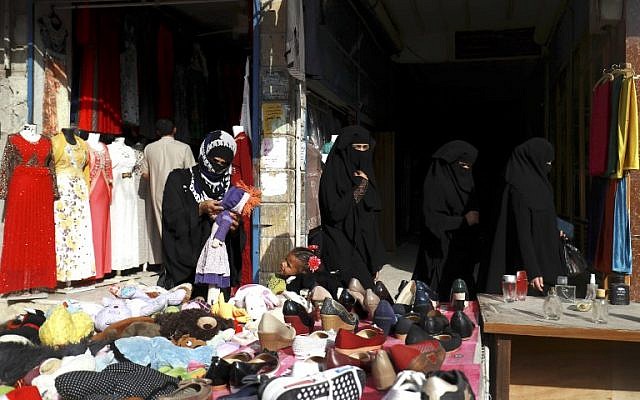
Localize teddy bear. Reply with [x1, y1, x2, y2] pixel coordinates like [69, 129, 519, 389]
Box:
[154, 309, 232, 342]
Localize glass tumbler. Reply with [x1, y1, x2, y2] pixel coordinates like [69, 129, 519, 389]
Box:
[502, 274, 517, 302]
[516, 270, 528, 301]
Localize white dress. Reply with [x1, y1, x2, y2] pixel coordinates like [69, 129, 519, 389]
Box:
[108, 139, 139, 271]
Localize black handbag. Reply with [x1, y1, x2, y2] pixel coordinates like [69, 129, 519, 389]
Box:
[561, 239, 588, 277]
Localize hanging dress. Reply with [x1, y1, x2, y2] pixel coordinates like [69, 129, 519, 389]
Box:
[0, 134, 58, 293]
[52, 134, 96, 282]
[89, 143, 113, 279]
[132, 146, 150, 266]
[108, 139, 139, 271]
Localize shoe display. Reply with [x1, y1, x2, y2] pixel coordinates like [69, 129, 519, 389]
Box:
[310, 285, 333, 303]
[382, 370, 427, 400]
[449, 311, 475, 340]
[388, 343, 445, 374]
[260, 366, 366, 400]
[206, 352, 253, 390]
[431, 330, 462, 353]
[283, 299, 314, 335]
[228, 352, 279, 388]
[422, 312, 448, 335]
[373, 300, 397, 335]
[393, 312, 422, 340]
[405, 324, 432, 345]
[338, 288, 357, 312]
[157, 378, 212, 400]
[320, 298, 358, 332]
[292, 333, 329, 360]
[396, 280, 416, 305]
[325, 347, 373, 371]
[422, 370, 476, 400]
[335, 327, 385, 355]
[413, 289, 434, 315]
[371, 349, 396, 390]
[374, 281, 394, 304]
[258, 312, 296, 351]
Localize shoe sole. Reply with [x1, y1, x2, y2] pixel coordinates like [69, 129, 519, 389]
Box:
[259, 332, 294, 351]
[320, 314, 356, 332]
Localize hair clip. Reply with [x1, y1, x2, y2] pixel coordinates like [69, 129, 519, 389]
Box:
[308, 256, 321, 272]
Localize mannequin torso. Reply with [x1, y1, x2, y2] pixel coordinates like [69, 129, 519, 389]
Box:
[61, 128, 77, 145]
[19, 124, 40, 143]
[87, 133, 102, 150]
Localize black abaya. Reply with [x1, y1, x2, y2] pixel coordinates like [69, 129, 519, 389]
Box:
[484, 138, 565, 293]
[160, 168, 243, 295]
[319, 126, 385, 289]
[412, 141, 480, 300]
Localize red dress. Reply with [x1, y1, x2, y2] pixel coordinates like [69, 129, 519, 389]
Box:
[0, 134, 58, 293]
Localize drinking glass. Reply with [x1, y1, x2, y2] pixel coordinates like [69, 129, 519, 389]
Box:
[516, 270, 528, 301]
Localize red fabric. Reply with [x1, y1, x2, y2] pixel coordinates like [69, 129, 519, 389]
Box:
[77, 9, 97, 132]
[6, 386, 42, 400]
[96, 11, 122, 135]
[156, 23, 174, 119]
[231, 132, 254, 285]
[0, 136, 57, 293]
[594, 179, 617, 273]
[590, 80, 612, 176]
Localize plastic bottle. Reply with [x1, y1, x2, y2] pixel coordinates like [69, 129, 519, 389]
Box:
[592, 288, 608, 324]
[585, 273, 597, 301]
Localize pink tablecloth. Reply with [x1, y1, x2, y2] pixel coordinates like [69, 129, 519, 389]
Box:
[213, 301, 482, 399]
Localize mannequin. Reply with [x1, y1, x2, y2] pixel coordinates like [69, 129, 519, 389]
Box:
[19, 124, 40, 143]
[87, 133, 101, 150]
[61, 127, 77, 145]
[232, 125, 243, 138]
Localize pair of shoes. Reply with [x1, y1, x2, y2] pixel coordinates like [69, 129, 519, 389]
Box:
[206, 352, 253, 390]
[334, 326, 385, 355]
[325, 347, 373, 371]
[292, 331, 331, 360]
[260, 365, 366, 400]
[320, 298, 358, 332]
[449, 310, 475, 340]
[393, 312, 422, 341]
[258, 312, 296, 351]
[228, 351, 279, 389]
[421, 310, 449, 335]
[373, 300, 397, 335]
[283, 300, 314, 335]
[157, 378, 212, 400]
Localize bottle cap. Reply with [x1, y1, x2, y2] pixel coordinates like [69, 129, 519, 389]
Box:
[503, 274, 516, 283]
[590, 274, 596, 285]
[557, 276, 568, 285]
[596, 289, 606, 299]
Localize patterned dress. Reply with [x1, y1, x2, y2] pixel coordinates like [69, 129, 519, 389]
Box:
[52, 134, 96, 282]
[89, 143, 113, 279]
[108, 139, 139, 271]
[0, 134, 58, 293]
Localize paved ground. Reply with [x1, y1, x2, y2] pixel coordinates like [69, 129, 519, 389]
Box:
[0, 242, 417, 322]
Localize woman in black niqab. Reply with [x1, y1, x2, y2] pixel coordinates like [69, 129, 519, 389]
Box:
[484, 138, 565, 294]
[319, 126, 385, 289]
[412, 140, 480, 300]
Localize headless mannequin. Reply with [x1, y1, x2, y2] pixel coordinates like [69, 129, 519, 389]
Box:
[232, 125, 244, 138]
[87, 133, 101, 150]
[19, 124, 40, 143]
[61, 128, 77, 145]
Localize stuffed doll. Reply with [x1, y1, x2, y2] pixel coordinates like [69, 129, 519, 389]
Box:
[109, 283, 192, 306]
[154, 309, 232, 342]
[94, 294, 169, 332]
[0, 309, 46, 345]
[195, 183, 260, 300]
[39, 305, 94, 347]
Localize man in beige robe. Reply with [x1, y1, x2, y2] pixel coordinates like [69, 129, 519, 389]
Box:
[142, 119, 196, 264]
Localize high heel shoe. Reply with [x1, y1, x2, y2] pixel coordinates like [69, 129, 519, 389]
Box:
[348, 278, 367, 298]
[258, 312, 296, 351]
[228, 352, 279, 388]
[363, 289, 380, 319]
[319, 298, 358, 332]
[282, 299, 314, 335]
[373, 281, 394, 304]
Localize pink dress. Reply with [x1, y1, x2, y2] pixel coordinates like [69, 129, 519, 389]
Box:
[89, 143, 113, 279]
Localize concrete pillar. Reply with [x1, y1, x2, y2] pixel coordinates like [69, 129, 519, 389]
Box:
[626, 0, 640, 301]
[257, 0, 298, 284]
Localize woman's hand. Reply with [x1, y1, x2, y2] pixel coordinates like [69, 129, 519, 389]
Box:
[229, 212, 240, 232]
[531, 276, 544, 292]
[465, 210, 480, 225]
[198, 200, 223, 219]
[354, 170, 368, 180]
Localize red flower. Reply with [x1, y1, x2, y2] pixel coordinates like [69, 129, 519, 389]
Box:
[308, 256, 321, 272]
[308, 245, 319, 253]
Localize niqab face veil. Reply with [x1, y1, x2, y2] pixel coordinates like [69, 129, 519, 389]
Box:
[428, 140, 478, 214]
[189, 130, 237, 202]
[503, 137, 555, 210]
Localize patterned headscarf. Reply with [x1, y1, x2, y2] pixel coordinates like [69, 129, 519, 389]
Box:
[190, 130, 237, 202]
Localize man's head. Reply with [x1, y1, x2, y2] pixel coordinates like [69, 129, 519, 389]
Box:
[156, 119, 175, 137]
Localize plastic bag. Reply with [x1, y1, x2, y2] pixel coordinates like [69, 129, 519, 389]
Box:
[562, 239, 588, 277]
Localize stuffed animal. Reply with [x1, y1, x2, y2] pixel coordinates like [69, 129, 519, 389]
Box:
[173, 334, 206, 349]
[90, 316, 160, 342]
[181, 297, 211, 313]
[109, 283, 192, 306]
[39, 305, 94, 347]
[154, 309, 232, 342]
[94, 295, 168, 332]
[230, 284, 279, 325]
[210, 293, 249, 323]
[195, 183, 261, 288]
[0, 309, 46, 345]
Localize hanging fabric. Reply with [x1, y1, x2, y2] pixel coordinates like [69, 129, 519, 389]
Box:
[156, 23, 174, 119]
[77, 8, 97, 132]
[231, 129, 254, 286]
[614, 75, 639, 178]
[612, 176, 632, 274]
[589, 79, 612, 176]
[594, 179, 617, 273]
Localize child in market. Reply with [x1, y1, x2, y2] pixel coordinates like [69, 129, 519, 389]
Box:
[272, 246, 339, 298]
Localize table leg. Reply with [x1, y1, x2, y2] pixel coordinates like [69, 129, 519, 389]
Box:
[494, 334, 511, 400]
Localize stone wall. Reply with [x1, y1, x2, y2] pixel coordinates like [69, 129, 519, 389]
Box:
[0, 0, 28, 134]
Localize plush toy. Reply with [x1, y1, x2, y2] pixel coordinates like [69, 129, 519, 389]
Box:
[173, 334, 206, 349]
[39, 305, 94, 347]
[180, 297, 211, 313]
[230, 284, 279, 325]
[109, 283, 192, 305]
[94, 295, 168, 332]
[195, 183, 261, 289]
[210, 293, 249, 323]
[90, 316, 160, 342]
[0, 309, 46, 345]
[154, 309, 232, 342]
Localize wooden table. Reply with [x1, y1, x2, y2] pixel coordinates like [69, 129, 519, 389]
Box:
[478, 293, 640, 399]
